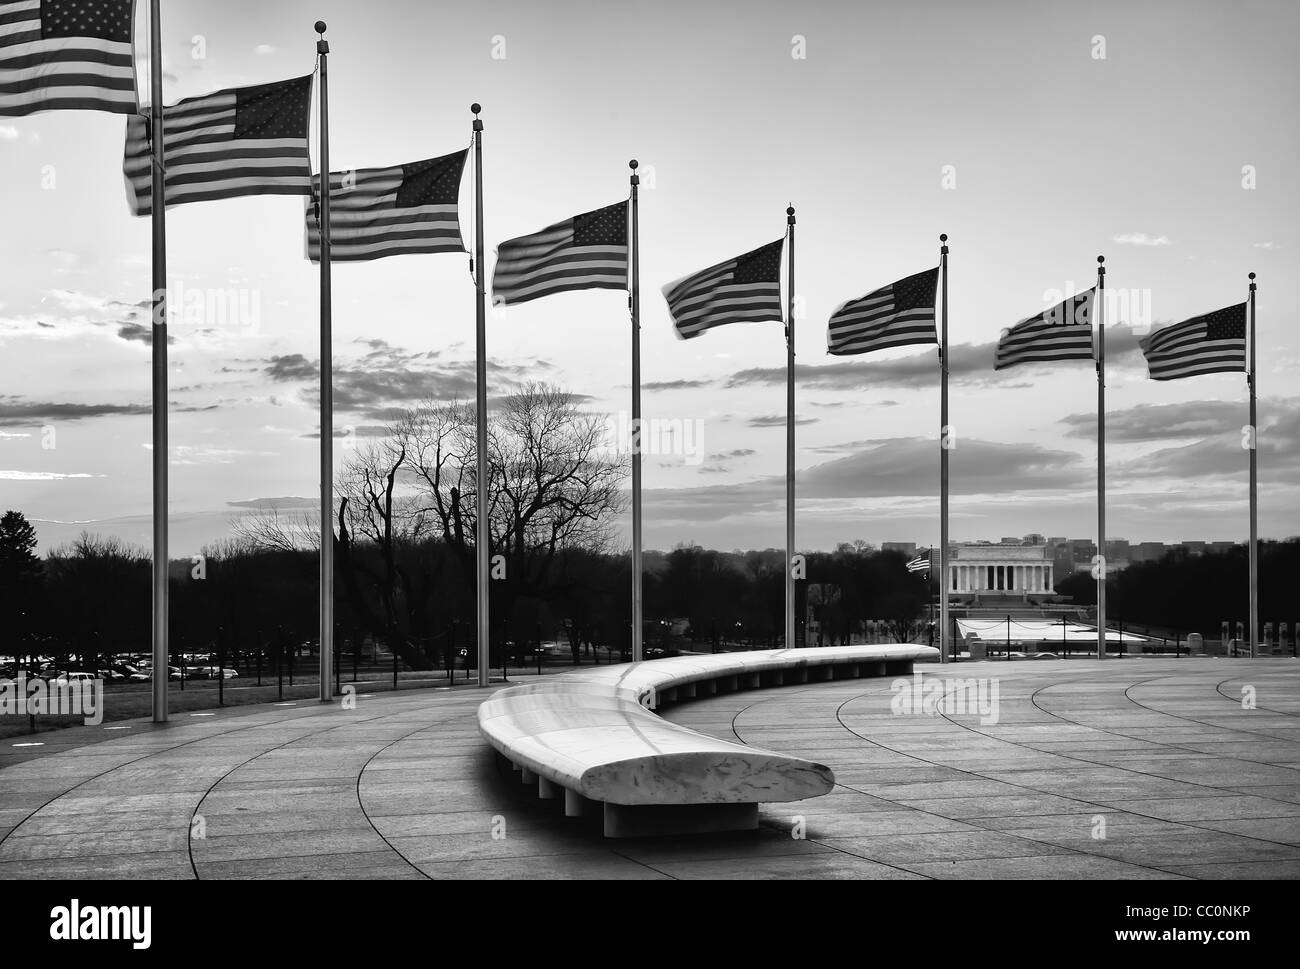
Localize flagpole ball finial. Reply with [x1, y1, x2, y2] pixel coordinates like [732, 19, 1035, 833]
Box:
[940, 233, 948, 242]
[471, 102, 481, 115]
[787, 205, 795, 216]
[629, 159, 638, 170]
[315, 20, 327, 34]
[1249, 271, 1256, 280]
[1098, 255, 1105, 264]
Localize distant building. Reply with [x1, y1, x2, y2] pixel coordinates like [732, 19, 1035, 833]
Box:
[1133, 542, 1166, 563]
[882, 541, 918, 556]
[1054, 545, 1075, 581]
[1182, 541, 1207, 556]
[946, 543, 1055, 596]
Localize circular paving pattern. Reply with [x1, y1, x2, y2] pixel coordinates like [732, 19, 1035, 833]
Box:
[0, 657, 1297, 879]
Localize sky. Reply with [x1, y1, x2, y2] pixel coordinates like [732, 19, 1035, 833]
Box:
[1, 0, 1297, 557]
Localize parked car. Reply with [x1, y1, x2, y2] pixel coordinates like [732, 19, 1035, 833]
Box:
[51, 672, 97, 685]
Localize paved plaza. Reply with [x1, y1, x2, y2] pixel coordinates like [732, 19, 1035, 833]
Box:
[1, 657, 1297, 879]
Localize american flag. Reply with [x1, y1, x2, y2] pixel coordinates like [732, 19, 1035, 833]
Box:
[827, 267, 938, 355]
[663, 239, 784, 340]
[995, 288, 1096, 370]
[1140, 302, 1247, 380]
[492, 202, 627, 304]
[123, 74, 313, 216]
[0, 0, 137, 116]
[905, 554, 931, 574]
[307, 150, 467, 262]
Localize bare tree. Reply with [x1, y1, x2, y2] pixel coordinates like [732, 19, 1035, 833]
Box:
[233, 382, 626, 666]
[399, 382, 627, 592]
[231, 506, 320, 552]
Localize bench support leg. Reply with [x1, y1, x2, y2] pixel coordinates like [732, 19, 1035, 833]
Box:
[538, 776, 558, 799]
[521, 767, 536, 785]
[601, 801, 759, 838]
[564, 788, 585, 817]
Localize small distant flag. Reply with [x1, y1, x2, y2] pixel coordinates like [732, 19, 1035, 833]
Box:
[124, 74, 313, 216]
[492, 202, 628, 304]
[995, 289, 1096, 370]
[0, 0, 138, 116]
[827, 267, 938, 355]
[1139, 302, 1247, 380]
[663, 239, 784, 339]
[307, 150, 467, 262]
[905, 554, 930, 574]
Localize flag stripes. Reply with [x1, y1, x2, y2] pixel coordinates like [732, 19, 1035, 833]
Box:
[306, 150, 467, 262]
[995, 288, 1096, 369]
[123, 74, 313, 215]
[828, 267, 938, 355]
[1140, 302, 1247, 380]
[0, 0, 137, 116]
[492, 201, 628, 304]
[905, 554, 930, 573]
[664, 238, 784, 339]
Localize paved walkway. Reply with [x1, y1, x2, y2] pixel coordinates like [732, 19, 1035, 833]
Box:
[1, 658, 1297, 879]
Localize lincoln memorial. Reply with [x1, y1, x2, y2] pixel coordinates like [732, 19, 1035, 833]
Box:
[948, 544, 1055, 596]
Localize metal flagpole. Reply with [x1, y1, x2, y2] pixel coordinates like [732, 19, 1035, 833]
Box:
[473, 104, 490, 686]
[938, 234, 949, 665]
[149, 0, 168, 723]
[1248, 271, 1258, 658]
[629, 161, 643, 663]
[315, 22, 333, 701]
[785, 206, 797, 649]
[1096, 255, 1106, 661]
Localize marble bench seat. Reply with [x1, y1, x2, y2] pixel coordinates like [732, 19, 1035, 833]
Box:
[477, 644, 937, 837]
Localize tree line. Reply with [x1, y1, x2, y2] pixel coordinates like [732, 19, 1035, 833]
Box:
[2, 381, 1293, 667]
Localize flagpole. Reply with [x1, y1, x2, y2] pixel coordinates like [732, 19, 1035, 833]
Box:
[315, 22, 333, 700]
[938, 233, 949, 665]
[148, 0, 168, 723]
[1096, 255, 1106, 660]
[473, 103, 490, 686]
[785, 205, 797, 649]
[629, 160, 643, 664]
[1248, 271, 1258, 658]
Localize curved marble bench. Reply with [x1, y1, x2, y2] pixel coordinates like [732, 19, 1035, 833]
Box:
[477, 644, 937, 837]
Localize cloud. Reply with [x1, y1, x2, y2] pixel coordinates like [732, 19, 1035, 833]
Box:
[1112, 400, 1300, 481]
[709, 449, 756, 460]
[0, 398, 152, 427]
[1060, 400, 1249, 442]
[170, 445, 277, 466]
[255, 44, 277, 55]
[262, 351, 560, 419]
[1253, 241, 1282, 250]
[643, 436, 1089, 529]
[226, 496, 317, 511]
[726, 333, 1147, 392]
[0, 125, 17, 140]
[0, 471, 98, 480]
[299, 425, 391, 440]
[747, 414, 818, 427]
[644, 379, 710, 391]
[1113, 232, 1171, 247]
[116, 322, 175, 346]
[697, 447, 757, 474]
